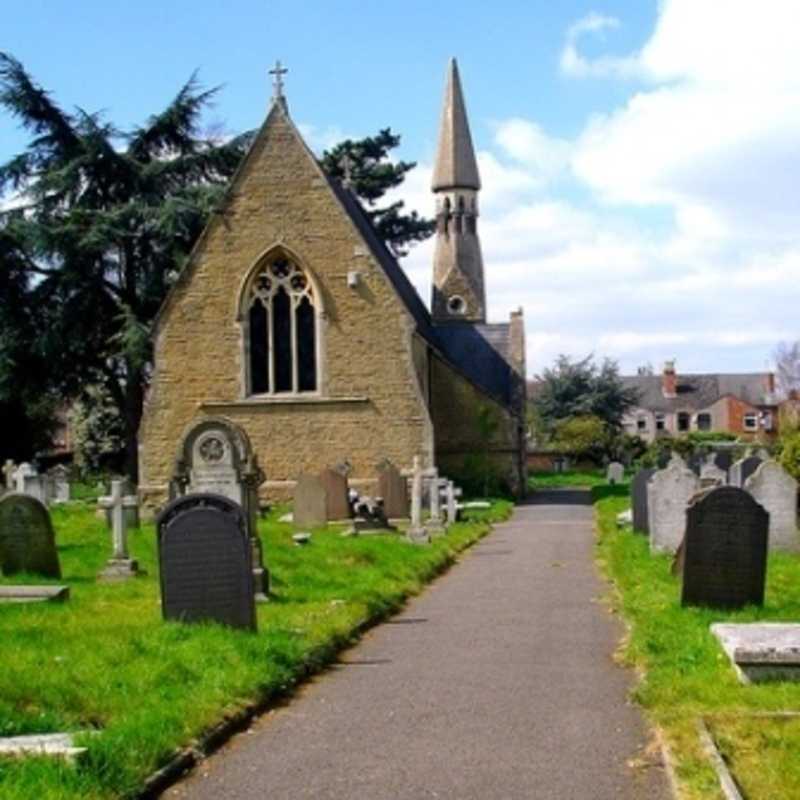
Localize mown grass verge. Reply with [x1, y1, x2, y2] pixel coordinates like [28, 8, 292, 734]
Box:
[528, 469, 608, 490]
[0, 498, 512, 800]
[593, 484, 800, 799]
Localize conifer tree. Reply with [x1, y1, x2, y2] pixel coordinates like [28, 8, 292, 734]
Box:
[0, 54, 433, 478]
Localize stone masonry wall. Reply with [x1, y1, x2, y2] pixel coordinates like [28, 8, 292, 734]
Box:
[429, 354, 525, 496]
[138, 105, 434, 511]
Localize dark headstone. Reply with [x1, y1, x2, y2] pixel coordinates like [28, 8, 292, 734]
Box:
[631, 468, 656, 534]
[0, 494, 61, 578]
[320, 468, 350, 520]
[679, 487, 768, 609]
[377, 460, 410, 518]
[293, 474, 327, 528]
[688, 452, 704, 476]
[740, 456, 763, 486]
[170, 418, 268, 599]
[713, 450, 733, 477]
[157, 494, 256, 631]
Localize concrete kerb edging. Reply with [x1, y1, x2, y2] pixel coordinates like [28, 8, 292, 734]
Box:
[136, 508, 506, 799]
[696, 718, 744, 800]
[654, 728, 682, 800]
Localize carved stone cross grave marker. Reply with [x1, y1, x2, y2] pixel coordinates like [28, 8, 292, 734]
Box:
[424, 468, 445, 537]
[406, 456, 429, 544]
[97, 480, 140, 581]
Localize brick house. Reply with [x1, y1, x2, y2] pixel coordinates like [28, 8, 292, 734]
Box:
[137, 60, 527, 509]
[621, 361, 780, 442]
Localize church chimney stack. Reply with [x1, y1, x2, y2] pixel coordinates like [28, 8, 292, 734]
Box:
[431, 58, 486, 324]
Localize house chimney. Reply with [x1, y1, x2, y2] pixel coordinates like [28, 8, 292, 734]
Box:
[764, 372, 775, 396]
[662, 360, 677, 398]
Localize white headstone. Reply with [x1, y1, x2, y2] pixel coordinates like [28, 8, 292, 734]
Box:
[406, 456, 429, 543]
[700, 455, 727, 488]
[48, 466, 70, 503]
[606, 462, 624, 484]
[14, 463, 48, 503]
[745, 461, 799, 552]
[2, 460, 16, 491]
[424, 470, 445, 536]
[648, 461, 700, 553]
[97, 479, 140, 580]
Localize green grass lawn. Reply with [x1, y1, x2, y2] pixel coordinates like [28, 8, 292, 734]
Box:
[0, 498, 512, 800]
[594, 484, 800, 799]
[528, 469, 608, 489]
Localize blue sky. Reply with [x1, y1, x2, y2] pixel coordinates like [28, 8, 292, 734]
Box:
[4, 1, 799, 377]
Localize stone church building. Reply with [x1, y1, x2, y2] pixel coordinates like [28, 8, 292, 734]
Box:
[139, 59, 527, 508]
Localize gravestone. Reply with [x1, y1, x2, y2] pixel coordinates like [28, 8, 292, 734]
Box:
[320, 467, 350, 521]
[730, 456, 762, 488]
[679, 487, 768, 609]
[713, 450, 733, 477]
[606, 462, 624, 485]
[3, 460, 16, 491]
[648, 461, 699, 553]
[745, 461, 799, 552]
[424, 470, 445, 536]
[48, 465, 70, 504]
[293, 474, 327, 528]
[668, 452, 687, 470]
[377, 459, 410, 519]
[97, 480, 140, 580]
[171, 417, 268, 600]
[157, 494, 256, 631]
[103, 478, 139, 529]
[688, 452, 705, 476]
[700, 455, 727, 488]
[14, 463, 48, 504]
[631, 468, 656, 534]
[406, 456, 429, 543]
[0, 493, 61, 578]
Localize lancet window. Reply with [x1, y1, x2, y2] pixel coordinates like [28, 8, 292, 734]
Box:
[246, 256, 317, 395]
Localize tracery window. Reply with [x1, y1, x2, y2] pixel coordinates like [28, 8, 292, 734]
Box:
[246, 256, 317, 395]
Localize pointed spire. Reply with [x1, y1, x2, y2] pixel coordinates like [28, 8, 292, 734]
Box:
[432, 59, 481, 192]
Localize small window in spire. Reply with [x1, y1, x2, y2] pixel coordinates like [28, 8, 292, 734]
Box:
[447, 295, 466, 315]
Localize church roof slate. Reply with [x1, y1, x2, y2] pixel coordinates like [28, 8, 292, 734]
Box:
[328, 179, 513, 408]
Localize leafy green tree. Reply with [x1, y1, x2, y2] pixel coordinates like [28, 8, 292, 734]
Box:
[550, 415, 608, 461]
[321, 129, 435, 256]
[533, 354, 640, 433]
[0, 54, 433, 479]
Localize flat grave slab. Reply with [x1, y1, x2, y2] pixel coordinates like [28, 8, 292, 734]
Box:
[711, 622, 800, 684]
[0, 585, 69, 603]
[0, 732, 86, 760]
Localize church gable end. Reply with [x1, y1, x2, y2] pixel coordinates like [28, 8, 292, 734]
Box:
[139, 98, 434, 505]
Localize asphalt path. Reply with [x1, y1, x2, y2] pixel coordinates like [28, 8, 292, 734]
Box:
[170, 489, 669, 799]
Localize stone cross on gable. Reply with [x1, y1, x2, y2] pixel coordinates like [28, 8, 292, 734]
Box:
[98, 480, 140, 580]
[269, 60, 288, 100]
[339, 154, 354, 189]
[3, 459, 16, 490]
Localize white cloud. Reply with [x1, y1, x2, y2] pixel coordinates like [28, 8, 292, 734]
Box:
[297, 123, 350, 154]
[388, 2, 800, 376]
[559, 13, 639, 79]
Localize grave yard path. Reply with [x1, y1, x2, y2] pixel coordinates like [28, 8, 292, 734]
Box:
[170, 489, 670, 800]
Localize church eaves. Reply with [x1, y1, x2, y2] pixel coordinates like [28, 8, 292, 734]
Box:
[431, 58, 481, 191]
